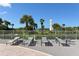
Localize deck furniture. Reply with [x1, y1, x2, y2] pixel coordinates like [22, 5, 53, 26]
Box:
[6, 37, 20, 45]
[22, 37, 34, 46]
[55, 37, 70, 46]
[41, 37, 48, 46]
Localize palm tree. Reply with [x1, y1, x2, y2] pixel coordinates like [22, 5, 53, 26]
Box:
[62, 24, 65, 31]
[11, 24, 14, 29]
[34, 23, 38, 30]
[20, 15, 34, 30]
[4, 20, 11, 28]
[62, 24, 65, 27]
[40, 19, 44, 26]
[20, 15, 29, 30]
[52, 23, 61, 31]
[40, 18, 45, 34]
[29, 17, 35, 30]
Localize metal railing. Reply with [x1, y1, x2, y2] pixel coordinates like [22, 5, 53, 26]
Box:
[0, 30, 79, 40]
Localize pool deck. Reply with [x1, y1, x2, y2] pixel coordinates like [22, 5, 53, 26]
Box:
[22, 39, 79, 56]
[0, 39, 79, 56]
[0, 44, 50, 56]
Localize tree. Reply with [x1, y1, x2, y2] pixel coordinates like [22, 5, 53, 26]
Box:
[52, 23, 61, 31]
[4, 20, 11, 28]
[0, 18, 3, 25]
[65, 27, 73, 31]
[11, 24, 14, 29]
[40, 19, 44, 26]
[62, 24, 65, 27]
[20, 15, 30, 30]
[40, 18, 45, 34]
[0, 18, 12, 30]
[29, 17, 35, 30]
[20, 15, 34, 30]
[34, 23, 38, 30]
[62, 24, 65, 31]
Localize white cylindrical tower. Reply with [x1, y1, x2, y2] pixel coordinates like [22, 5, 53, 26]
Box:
[50, 19, 53, 31]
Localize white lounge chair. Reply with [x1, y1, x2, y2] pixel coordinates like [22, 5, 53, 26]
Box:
[23, 37, 33, 46]
[6, 37, 20, 45]
[55, 37, 70, 46]
[28, 37, 33, 45]
[41, 37, 48, 46]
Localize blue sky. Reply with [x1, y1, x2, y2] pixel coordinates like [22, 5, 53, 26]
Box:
[0, 3, 79, 28]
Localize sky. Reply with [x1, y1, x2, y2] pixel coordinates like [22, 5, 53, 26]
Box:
[0, 3, 79, 28]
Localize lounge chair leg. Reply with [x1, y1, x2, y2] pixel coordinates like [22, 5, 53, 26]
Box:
[6, 42, 7, 45]
[41, 42, 42, 46]
[59, 42, 60, 46]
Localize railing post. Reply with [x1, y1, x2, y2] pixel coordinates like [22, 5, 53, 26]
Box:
[76, 29, 77, 40]
[3, 30, 4, 40]
[41, 35, 42, 46]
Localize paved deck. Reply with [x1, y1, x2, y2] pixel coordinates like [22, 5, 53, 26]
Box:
[27, 40, 79, 56]
[0, 44, 50, 56]
[0, 39, 79, 56]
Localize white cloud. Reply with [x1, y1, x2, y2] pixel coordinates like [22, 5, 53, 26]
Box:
[0, 3, 11, 8]
[0, 11, 7, 15]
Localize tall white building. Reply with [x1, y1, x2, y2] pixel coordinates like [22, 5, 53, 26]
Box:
[50, 19, 53, 31]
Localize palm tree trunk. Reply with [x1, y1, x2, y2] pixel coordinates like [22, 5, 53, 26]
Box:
[26, 22, 28, 30]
